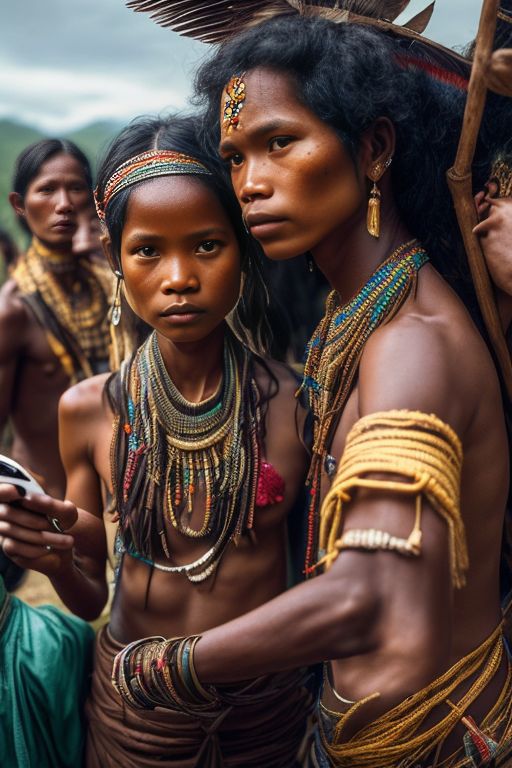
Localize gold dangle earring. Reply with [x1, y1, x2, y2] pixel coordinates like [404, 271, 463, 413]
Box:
[111, 270, 123, 327]
[366, 157, 392, 239]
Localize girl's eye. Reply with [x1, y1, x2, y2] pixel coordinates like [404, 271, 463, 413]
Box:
[269, 136, 293, 151]
[136, 246, 157, 258]
[230, 153, 244, 167]
[197, 240, 221, 255]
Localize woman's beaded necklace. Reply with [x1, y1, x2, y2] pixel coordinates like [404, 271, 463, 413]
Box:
[299, 240, 429, 573]
[111, 330, 262, 582]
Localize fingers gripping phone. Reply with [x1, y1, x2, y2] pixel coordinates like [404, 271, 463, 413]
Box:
[0, 454, 45, 496]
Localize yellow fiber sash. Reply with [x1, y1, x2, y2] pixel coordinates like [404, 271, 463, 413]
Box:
[320, 623, 511, 767]
[317, 410, 468, 588]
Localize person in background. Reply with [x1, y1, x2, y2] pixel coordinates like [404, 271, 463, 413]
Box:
[475, 151, 512, 342]
[0, 139, 112, 499]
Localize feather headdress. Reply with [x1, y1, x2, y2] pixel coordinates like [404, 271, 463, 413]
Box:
[126, 0, 470, 78]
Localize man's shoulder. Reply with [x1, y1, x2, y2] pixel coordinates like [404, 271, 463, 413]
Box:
[0, 278, 31, 339]
[0, 278, 28, 315]
[357, 309, 489, 431]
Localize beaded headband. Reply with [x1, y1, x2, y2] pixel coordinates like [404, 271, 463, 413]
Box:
[95, 149, 212, 221]
[490, 156, 512, 198]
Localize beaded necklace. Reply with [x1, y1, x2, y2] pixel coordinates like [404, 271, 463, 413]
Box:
[12, 237, 112, 381]
[111, 330, 262, 582]
[299, 240, 429, 573]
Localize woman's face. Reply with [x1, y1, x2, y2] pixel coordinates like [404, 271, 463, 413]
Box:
[120, 175, 242, 345]
[16, 153, 91, 249]
[219, 68, 366, 260]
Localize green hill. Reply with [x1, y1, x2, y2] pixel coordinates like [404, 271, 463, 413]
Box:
[0, 118, 122, 250]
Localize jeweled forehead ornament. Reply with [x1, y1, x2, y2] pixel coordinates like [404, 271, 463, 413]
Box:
[223, 75, 246, 133]
[94, 149, 212, 221]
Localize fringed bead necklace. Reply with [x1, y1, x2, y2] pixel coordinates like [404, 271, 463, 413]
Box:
[111, 330, 263, 582]
[299, 240, 429, 574]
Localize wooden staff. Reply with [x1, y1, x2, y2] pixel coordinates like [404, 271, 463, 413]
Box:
[447, 0, 512, 400]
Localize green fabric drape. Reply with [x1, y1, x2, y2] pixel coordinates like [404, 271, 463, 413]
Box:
[0, 577, 94, 768]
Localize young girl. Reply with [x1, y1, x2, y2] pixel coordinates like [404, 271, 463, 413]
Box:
[0, 115, 312, 767]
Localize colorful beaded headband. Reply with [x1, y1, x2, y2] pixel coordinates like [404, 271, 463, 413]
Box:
[95, 149, 212, 221]
[490, 157, 512, 198]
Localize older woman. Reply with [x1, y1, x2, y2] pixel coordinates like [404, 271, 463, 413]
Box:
[0, 139, 112, 498]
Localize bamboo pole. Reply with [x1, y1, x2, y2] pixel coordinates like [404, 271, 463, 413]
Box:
[447, 0, 512, 400]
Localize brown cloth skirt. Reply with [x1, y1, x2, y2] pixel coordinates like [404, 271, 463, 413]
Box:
[85, 626, 314, 768]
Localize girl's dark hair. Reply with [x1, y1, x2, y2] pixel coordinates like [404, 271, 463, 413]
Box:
[194, 16, 512, 333]
[12, 138, 93, 234]
[96, 114, 284, 358]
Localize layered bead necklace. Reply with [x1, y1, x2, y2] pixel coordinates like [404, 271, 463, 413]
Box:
[299, 240, 429, 573]
[13, 237, 112, 381]
[111, 330, 262, 582]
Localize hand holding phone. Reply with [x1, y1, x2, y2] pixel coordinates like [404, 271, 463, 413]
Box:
[0, 454, 45, 496]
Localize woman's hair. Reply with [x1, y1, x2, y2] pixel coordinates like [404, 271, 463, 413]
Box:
[96, 114, 283, 358]
[194, 16, 512, 331]
[12, 138, 93, 234]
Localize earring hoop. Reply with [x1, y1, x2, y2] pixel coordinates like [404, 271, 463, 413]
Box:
[111, 271, 123, 327]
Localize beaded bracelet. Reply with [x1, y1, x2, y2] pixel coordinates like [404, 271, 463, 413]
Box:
[111, 634, 218, 714]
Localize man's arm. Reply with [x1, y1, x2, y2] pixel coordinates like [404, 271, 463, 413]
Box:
[192, 317, 456, 684]
[0, 282, 27, 433]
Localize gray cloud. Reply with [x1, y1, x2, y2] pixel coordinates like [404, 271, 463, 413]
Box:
[0, 0, 485, 131]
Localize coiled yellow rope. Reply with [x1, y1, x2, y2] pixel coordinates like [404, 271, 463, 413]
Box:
[320, 623, 511, 767]
[317, 410, 468, 589]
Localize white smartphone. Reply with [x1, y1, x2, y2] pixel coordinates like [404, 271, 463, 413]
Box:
[0, 454, 45, 496]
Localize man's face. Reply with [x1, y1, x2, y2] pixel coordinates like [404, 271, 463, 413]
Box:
[219, 68, 365, 261]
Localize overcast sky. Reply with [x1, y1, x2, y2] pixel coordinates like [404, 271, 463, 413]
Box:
[1, 0, 484, 132]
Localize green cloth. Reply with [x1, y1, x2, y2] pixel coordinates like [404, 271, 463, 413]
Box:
[0, 576, 94, 768]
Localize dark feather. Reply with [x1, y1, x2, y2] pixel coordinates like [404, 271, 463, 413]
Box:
[126, 0, 415, 39]
[403, 2, 435, 34]
[125, 0, 468, 79]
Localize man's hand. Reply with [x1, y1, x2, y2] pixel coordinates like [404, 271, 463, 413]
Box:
[486, 49, 512, 98]
[474, 194, 512, 295]
[0, 483, 77, 575]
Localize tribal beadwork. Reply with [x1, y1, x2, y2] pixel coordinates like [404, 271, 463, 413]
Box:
[298, 240, 429, 574]
[95, 150, 212, 221]
[111, 330, 264, 582]
[223, 76, 246, 131]
[12, 237, 112, 382]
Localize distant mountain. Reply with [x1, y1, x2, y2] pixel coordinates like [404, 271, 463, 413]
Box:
[0, 118, 123, 247]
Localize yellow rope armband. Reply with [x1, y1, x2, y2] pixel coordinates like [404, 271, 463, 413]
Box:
[317, 410, 468, 588]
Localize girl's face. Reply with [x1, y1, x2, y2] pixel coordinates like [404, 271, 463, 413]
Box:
[219, 68, 366, 260]
[120, 175, 242, 344]
[13, 153, 90, 249]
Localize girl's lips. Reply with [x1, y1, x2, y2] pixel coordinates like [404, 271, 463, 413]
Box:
[160, 311, 204, 326]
